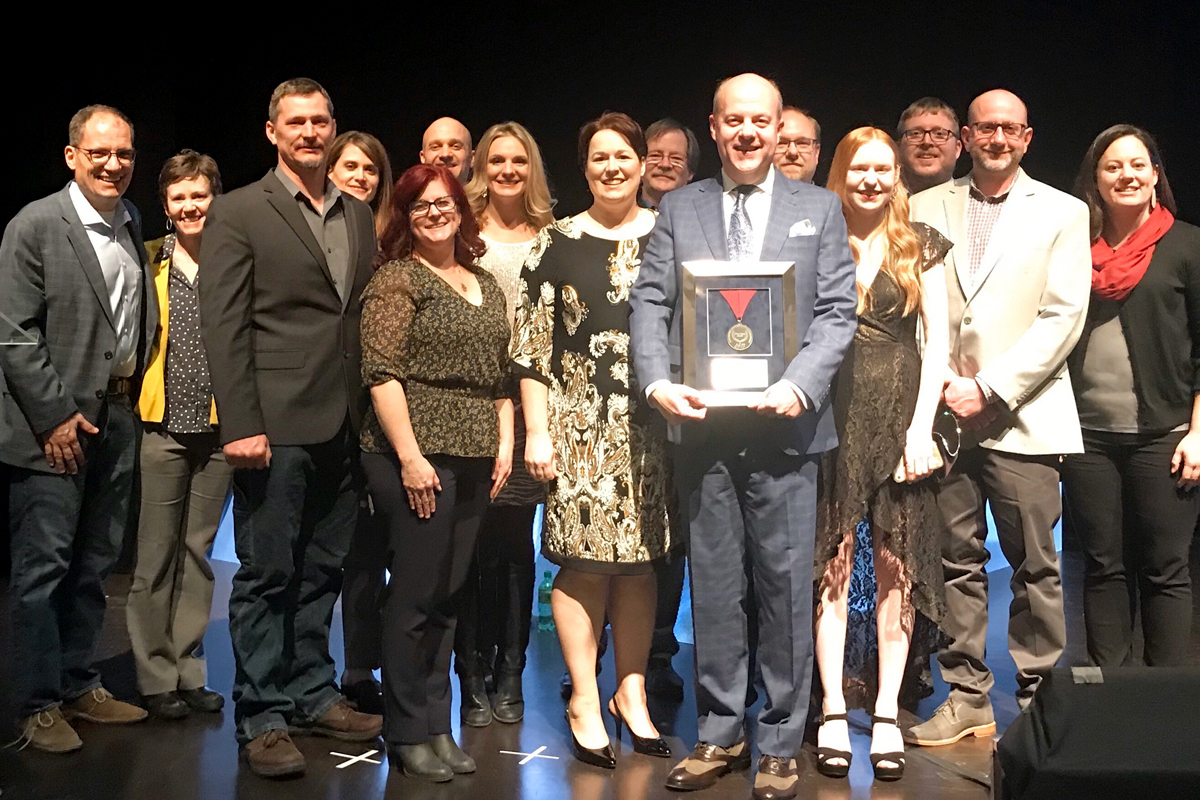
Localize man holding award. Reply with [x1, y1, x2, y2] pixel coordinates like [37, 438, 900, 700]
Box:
[630, 73, 857, 799]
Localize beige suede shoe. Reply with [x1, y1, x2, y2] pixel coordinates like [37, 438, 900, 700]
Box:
[16, 708, 83, 753]
[62, 687, 149, 724]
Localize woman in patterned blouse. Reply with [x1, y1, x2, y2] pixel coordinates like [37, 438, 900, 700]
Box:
[359, 164, 514, 783]
[513, 113, 671, 767]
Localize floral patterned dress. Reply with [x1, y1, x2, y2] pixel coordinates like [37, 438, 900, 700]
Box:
[511, 216, 670, 575]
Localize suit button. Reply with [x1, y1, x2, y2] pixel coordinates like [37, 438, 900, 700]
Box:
[104, 351, 113, 360]
[964, 317, 972, 325]
[95, 390, 104, 399]
[343, 352, 350, 359]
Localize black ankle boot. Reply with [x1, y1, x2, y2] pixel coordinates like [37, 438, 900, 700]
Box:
[492, 669, 524, 724]
[393, 743, 453, 782]
[430, 733, 476, 773]
[458, 660, 492, 728]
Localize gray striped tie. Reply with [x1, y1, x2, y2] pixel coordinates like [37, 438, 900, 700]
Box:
[727, 185, 754, 261]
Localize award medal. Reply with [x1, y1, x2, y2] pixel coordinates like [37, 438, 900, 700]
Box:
[719, 289, 757, 351]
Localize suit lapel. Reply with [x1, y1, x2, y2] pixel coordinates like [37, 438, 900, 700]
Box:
[694, 178, 727, 259]
[58, 188, 116, 330]
[342, 201, 363, 312]
[970, 169, 1032, 301]
[944, 180, 971, 300]
[262, 172, 336, 291]
[759, 170, 799, 261]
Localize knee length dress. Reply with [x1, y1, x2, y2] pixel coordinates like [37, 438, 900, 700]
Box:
[511, 216, 670, 575]
[814, 223, 951, 709]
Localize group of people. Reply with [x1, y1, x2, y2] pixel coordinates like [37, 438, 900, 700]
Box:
[1, 70, 1196, 800]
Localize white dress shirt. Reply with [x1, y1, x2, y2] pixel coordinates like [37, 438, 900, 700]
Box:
[720, 166, 774, 260]
[69, 182, 142, 378]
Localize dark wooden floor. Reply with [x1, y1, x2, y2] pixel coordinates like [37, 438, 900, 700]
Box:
[1, 547, 1197, 800]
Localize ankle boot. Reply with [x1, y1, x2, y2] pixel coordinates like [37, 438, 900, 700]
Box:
[458, 656, 492, 728]
[491, 669, 524, 724]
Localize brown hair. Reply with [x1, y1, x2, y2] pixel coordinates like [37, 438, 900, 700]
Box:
[69, 104, 134, 147]
[465, 122, 555, 230]
[782, 106, 822, 144]
[1073, 124, 1177, 243]
[157, 149, 222, 205]
[825, 127, 924, 316]
[328, 131, 393, 239]
[644, 118, 701, 175]
[896, 97, 959, 136]
[577, 112, 646, 172]
[268, 78, 334, 122]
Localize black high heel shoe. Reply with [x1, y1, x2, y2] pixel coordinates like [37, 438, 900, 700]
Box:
[565, 711, 616, 769]
[815, 712, 853, 778]
[869, 715, 906, 781]
[608, 696, 671, 758]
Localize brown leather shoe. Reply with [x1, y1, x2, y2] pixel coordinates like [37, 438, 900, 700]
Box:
[664, 740, 751, 791]
[753, 755, 799, 799]
[62, 688, 148, 724]
[291, 698, 382, 742]
[244, 729, 306, 778]
[16, 708, 82, 753]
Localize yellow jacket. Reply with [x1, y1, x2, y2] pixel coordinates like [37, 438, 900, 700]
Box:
[137, 236, 219, 425]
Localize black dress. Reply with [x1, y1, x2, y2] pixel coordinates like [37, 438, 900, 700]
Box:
[814, 223, 952, 709]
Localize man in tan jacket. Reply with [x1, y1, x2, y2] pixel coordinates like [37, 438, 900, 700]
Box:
[906, 89, 1092, 746]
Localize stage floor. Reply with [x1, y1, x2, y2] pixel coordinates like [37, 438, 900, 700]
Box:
[2, 549, 1198, 800]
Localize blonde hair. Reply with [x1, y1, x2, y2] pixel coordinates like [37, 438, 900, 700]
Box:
[825, 126, 923, 316]
[465, 122, 554, 230]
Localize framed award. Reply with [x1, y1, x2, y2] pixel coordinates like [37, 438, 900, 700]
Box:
[681, 261, 798, 406]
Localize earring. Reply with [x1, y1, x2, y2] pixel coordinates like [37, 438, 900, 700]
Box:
[166, 217, 174, 232]
[1151, 188, 1158, 210]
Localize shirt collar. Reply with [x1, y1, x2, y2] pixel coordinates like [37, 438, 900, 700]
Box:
[967, 170, 1018, 204]
[69, 181, 130, 231]
[274, 166, 341, 208]
[721, 166, 775, 197]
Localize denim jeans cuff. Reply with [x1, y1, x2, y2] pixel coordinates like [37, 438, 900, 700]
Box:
[63, 679, 104, 704]
[239, 716, 289, 745]
[19, 700, 62, 720]
[296, 689, 343, 726]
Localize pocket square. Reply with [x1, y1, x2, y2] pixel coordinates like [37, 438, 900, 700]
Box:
[788, 219, 817, 237]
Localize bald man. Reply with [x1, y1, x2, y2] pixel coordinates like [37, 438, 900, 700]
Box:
[773, 106, 821, 183]
[631, 73, 856, 799]
[906, 89, 1091, 746]
[419, 117, 472, 182]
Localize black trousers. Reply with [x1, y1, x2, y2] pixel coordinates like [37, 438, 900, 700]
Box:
[341, 496, 385, 673]
[455, 504, 538, 677]
[363, 452, 492, 745]
[650, 549, 686, 665]
[1062, 428, 1199, 666]
[7, 395, 137, 718]
[227, 420, 358, 743]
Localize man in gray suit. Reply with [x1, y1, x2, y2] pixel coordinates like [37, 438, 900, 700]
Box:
[906, 89, 1091, 746]
[0, 105, 157, 752]
[630, 73, 857, 800]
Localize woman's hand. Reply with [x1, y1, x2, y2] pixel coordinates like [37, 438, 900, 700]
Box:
[401, 454, 442, 519]
[491, 437, 514, 500]
[525, 430, 557, 482]
[1171, 431, 1200, 489]
[902, 430, 939, 483]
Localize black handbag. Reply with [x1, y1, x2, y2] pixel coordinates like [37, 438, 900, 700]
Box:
[894, 405, 961, 483]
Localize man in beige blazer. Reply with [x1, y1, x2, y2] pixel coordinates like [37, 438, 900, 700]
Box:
[905, 89, 1092, 746]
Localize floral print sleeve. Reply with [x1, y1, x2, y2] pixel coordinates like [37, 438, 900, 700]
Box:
[511, 238, 555, 384]
[360, 260, 415, 388]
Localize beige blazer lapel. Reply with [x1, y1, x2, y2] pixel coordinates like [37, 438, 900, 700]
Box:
[943, 179, 970, 300]
[968, 169, 1033, 302]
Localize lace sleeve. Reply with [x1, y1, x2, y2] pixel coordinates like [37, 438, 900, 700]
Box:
[914, 222, 953, 271]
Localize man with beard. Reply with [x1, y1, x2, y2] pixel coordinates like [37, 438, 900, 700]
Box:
[772, 106, 821, 183]
[897, 97, 962, 194]
[640, 118, 698, 210]
[905, 89, 1091, 746]
[199, 78, 382, 778]
[419, 117, 473, 183]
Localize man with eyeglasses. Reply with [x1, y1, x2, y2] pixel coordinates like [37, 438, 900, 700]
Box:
[641, 118, 699, 210]
[199, 78, 382, 778]
[773, 106, 821, 183]
[905, 89, 1091, 747]
[0, 105, 158, 752]
[897, 97, 963, 194]
[419, 117, 473, 183]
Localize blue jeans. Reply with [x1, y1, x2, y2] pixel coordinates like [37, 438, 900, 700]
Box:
[8, 395, 137, 718]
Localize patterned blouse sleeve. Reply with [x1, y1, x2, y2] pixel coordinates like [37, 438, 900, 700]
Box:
[360, 261, 416, 388]
[510, 230, 555, 385]
[915, 222, 953, 271]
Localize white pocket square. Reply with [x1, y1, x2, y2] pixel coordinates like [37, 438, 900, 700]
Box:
[788, 219, 817, 237]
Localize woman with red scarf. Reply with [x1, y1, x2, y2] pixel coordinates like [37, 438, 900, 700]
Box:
[1064, 124, 1200, 667]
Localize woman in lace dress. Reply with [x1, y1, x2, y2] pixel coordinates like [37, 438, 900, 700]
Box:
[513, 113, 670, 767]
[451, 123, 554, 727]
[813, 128, 952, 781]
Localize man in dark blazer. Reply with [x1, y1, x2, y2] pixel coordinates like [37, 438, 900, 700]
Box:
[198, 78, 380, 779]
[630, 73, 857, 800]
[0, 105, 158, 752]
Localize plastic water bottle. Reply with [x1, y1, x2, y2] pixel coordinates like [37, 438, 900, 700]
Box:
[537, 571, 555, 632]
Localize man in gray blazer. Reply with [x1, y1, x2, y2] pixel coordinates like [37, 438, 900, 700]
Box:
[0, 105, 157, 752]
[906, 90, 1091, 746]
[630, 73, 857, 800]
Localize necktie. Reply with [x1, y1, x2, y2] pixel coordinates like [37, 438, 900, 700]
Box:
[727, 185, 754, 261]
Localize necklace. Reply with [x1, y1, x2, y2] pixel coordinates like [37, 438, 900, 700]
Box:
[418, 254, 469, 293]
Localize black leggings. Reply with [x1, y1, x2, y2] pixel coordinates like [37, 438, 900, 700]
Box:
[1062, 428, 1198, 666]
[363, 452, 492, 745]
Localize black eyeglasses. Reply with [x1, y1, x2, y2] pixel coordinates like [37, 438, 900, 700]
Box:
[776, 137, 818, 153]
[901, 128, 957, 145]
[409, 196, 457, 217]
[74, 147, 136, 166]
[969, 121, 1028, 139]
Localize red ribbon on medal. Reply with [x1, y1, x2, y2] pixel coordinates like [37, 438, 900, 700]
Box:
[719, 289, 757, 321]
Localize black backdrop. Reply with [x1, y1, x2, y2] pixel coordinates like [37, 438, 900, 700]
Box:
[5, 4, 1200, 244]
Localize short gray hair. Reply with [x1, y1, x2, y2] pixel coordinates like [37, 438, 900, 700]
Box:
[268, 78, 335, 122]
[644, 118, 701, 175]
[69, 105, 134, 147]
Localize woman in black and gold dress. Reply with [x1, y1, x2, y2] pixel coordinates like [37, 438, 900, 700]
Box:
[513, 113, 670, 767]
[812, 128, 952, 781]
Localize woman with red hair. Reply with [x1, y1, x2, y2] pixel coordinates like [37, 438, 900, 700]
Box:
[359, 164, 514, 782]
[813, 127, 952, 781]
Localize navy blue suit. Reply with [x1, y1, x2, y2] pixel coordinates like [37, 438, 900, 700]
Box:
[629, 168, 856, 756]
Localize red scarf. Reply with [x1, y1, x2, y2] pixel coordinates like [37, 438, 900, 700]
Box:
[1091, 205, 1175, 301]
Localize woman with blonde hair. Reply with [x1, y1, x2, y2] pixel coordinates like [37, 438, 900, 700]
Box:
[812, 127, 952, 781]
[452, 122, 555, 727]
